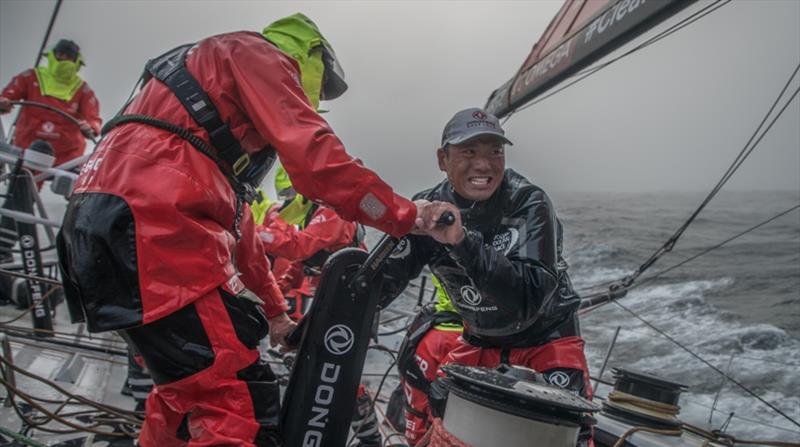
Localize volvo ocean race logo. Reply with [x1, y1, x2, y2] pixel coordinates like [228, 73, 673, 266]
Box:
[389, 238, 411, 259]
[324, 324, 354, 355]
[492, 228, 519, 255]
[460, 285, 482, 306]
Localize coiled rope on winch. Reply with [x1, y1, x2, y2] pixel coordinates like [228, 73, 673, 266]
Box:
[605, 297, 800, 430]
[603, 391, 800, 446]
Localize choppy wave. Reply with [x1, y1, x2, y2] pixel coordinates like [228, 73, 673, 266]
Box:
[580, 275, 800, 439]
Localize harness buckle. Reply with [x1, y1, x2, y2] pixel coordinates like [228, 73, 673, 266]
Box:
[232, 153, 250, 176]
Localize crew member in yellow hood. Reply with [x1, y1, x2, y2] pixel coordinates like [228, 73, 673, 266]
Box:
[0, 39, 101, 173]
[262, 13, 348, 110]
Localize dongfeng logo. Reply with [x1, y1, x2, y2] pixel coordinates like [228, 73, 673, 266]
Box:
[472, 111, 487, 120]
[547, 371, 571, 388]
[324, 324, 354, 355]
[460, 285, 482, 306]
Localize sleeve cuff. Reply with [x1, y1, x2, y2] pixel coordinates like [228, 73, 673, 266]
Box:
[261, 282, 289, 318]
[446, 227, 482, 267]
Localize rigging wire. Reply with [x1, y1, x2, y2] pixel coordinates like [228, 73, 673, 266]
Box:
[634, 204, 800, 287]
[0, 366, 139, 437]
[7, 0, 64, 142]
[347, 344, 397, 446]
[609, 299, 800, 430]
[579, 63, 800, 304]
[618, 78, 800, 289]
[579, 202, 800, 309]
[501, 0, 731, 124]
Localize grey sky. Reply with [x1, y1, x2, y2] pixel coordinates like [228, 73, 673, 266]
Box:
[1, 0, 798, 197]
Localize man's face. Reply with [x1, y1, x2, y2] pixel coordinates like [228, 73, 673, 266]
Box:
[54, 50, 77, 62]
[437, 135, 506, 202]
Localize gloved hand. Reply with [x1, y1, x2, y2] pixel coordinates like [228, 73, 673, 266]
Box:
[0, 97, 12, 114]
[428, 377, 451, 418]
[268, 312, 297, 351]
[78, 120, 96, 138]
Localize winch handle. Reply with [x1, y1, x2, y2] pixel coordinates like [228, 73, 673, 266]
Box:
[349, 211, 455, 291]
[285, 211, 455, 348]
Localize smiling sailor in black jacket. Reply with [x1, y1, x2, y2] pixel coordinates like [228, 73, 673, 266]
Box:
[380, 107, 594, 446]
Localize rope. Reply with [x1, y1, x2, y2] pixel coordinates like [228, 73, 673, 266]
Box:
[347, 345, 397, 446]
[0, 425, 47, 447]
[607, 390, 680, 418]
[578, 202, 800, 313]
[617, 74, 800, 291]
[610, 299, 800, 429]
[682, 423, 800, 447]
[0, 356, 140, 438]
[579, 67, 800, 304]
[0, 354, 140, 423]
[612, 426, 683, 447]
[0, 285, 60, 324]
[0, 268, 62, 286]
[0, 323, 126, 346]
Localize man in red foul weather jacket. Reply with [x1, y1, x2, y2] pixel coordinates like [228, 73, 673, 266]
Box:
[0, 39, 100, 168]
[57, 14, 434, 447]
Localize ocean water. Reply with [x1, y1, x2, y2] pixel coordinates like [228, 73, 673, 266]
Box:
[41, 186, 800, 442]
[549, 190, 799, 441]
[374, 189, 800, 442]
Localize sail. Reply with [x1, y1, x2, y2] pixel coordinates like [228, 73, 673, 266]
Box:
[486, 0, 697, 118]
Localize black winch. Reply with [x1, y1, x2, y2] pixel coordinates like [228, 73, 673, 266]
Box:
[602, 367, 688, 429]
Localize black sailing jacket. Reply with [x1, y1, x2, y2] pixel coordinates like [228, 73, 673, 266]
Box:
[380, 169, 582, 348]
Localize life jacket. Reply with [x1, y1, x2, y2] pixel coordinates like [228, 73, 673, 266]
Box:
[102, 43, 277, 212]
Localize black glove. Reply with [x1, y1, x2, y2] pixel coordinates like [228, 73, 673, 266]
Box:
[428, 377, 451, 418]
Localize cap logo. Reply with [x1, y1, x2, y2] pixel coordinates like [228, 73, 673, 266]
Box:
[472, 111, 487, 120]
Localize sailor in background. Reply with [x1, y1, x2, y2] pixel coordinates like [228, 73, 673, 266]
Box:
[57, 14, 438, 447]
[0, 39, 100, 173]
[253, 165, 365, 321]
[251, 165, 382, 447]
[380, 108, 593, 446]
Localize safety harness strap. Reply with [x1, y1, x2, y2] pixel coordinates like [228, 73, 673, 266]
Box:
[397, 305, 462, 392]
[145, 44, 251, 175]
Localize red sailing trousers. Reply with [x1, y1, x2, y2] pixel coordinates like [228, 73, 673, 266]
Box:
[124, 287, 280, 446]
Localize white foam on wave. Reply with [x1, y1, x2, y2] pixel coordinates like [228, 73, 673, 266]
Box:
[581, 273, 800, 439]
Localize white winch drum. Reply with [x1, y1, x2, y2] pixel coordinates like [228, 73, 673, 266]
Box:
[440, 364, 600, 447]
[443, 391, 580, 447]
